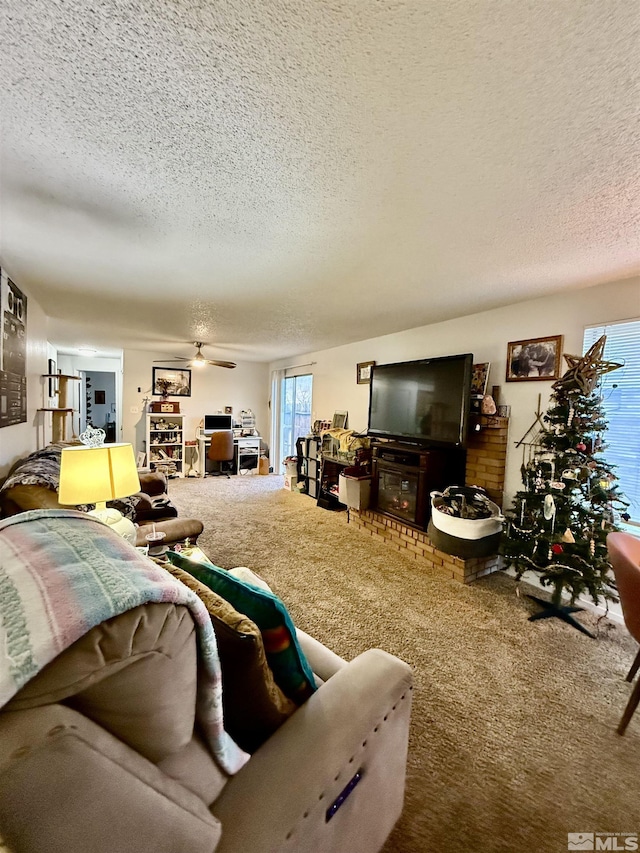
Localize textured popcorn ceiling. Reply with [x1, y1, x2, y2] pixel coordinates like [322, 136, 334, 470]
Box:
[1, 1, 639, 361]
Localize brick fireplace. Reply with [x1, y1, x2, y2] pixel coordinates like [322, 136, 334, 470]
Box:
[350, 415, 509, 583]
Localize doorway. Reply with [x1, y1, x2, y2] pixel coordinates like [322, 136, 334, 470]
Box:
[55, 352, 123, 443]
[81, 370, 117, 441]
[280, 374, 313, 461]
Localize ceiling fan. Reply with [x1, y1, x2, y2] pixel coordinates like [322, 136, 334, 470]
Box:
[154, 342, 236, 369]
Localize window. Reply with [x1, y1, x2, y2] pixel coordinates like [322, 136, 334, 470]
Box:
[583, 320, 640, 525]
[279, 374, 313, 462]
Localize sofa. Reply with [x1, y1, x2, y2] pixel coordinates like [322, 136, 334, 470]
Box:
[0, 511, 413, 853]
[0, 444, 203, 548]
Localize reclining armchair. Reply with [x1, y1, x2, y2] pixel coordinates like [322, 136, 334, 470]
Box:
[0, 514, 413, 853]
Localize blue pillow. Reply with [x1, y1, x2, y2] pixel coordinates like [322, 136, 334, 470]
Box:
[167, 551, 316, 704]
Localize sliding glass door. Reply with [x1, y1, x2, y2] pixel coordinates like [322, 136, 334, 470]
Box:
[280, 374, 313, 461]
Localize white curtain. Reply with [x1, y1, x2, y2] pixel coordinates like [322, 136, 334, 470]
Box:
[269, 368, 285, 475]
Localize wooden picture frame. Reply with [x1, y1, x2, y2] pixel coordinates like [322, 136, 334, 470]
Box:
[332, 411, 348, 429]
[506, 336, 563, 382]
[152, 367, 192, 397]
[357, 361, 375, 385]
[94, 390, 106, 405]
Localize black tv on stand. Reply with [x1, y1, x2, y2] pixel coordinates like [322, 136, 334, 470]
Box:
[367, 353, 473, 448]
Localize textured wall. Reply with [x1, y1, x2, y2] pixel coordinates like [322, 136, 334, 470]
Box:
[1, 1, 639, 359]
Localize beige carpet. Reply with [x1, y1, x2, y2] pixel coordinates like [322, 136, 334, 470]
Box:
[169, 474, 640, 853]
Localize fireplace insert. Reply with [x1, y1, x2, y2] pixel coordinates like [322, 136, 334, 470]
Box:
[370, 442, 463, 530]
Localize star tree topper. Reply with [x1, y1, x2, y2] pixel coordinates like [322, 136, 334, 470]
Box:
[552, 334, 622, 395]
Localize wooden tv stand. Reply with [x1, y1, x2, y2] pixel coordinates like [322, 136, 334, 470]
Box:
[370, 441, 465, 531]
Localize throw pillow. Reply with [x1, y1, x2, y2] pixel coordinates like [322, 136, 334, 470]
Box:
[164, 564, 296, 753]
[167, 551, 317, 705]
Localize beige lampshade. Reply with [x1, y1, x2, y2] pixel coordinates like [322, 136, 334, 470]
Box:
[59, 443, 141, 506]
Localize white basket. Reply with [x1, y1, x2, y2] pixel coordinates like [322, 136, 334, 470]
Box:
[430, 490, 504, 540]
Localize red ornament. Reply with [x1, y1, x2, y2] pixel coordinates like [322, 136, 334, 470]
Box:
[576, 442, 587, 452]
[551, 543, 564, 555]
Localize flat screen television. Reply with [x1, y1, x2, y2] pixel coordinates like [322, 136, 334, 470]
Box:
[204, 414, 233, 434]
[367, 354, 473, 446]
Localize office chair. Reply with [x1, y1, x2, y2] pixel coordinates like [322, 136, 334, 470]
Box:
[606, 531, 640, 735]
[206, 430, 235, 478]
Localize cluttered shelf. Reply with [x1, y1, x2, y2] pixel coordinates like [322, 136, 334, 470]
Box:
[291, 429, 372, 510]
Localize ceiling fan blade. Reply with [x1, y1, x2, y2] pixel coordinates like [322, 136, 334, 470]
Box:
[207, 360, 237, 369]
[153, 357, 191, 363]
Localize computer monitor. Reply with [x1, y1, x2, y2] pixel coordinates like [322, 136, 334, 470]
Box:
[203, 414, 233, 435]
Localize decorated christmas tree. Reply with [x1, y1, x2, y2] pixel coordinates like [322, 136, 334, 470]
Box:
[501, 335, 629, 636]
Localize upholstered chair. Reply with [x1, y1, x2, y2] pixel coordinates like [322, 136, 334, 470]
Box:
[207, 430, 235, 478]
[606, 531, 640, 734]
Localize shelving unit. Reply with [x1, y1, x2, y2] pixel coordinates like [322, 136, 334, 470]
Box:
[38, 374, 81, 442]
[297, 435, 322, 498]
[318, 435, 371, 510]
[146, 413, 185, 477]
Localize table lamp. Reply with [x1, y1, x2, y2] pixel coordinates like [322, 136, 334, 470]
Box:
[58, 440, 141, 545]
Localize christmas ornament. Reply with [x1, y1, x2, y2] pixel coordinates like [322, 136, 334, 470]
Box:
[553, 334, 623, 395]
[621, 513, 631, 522]
[561, 528, 575, 543]
[576, 442, 587, 452]
[551, 544, 564, 555]
[543, 494, 556, 520]
[550, 481, 566, 491]
[589, 539, 595, 556]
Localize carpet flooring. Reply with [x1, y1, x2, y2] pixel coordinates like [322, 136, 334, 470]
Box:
[169, 474, 640, 853]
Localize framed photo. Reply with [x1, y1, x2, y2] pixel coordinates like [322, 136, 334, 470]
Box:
[224, 405, 233, 414]
[357, 361, 375, 384]
[471, 363, 490, 396]
[332, 410, 348, 429]
[506, 335, 563, 382]
[136, 451, 147, 468]
[152, 366, 192, 397]
[94, 390, 105, 405]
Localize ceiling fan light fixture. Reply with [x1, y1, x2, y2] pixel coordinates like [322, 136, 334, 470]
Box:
[153, 341, 236, 369]
[191, 342, 206, 366]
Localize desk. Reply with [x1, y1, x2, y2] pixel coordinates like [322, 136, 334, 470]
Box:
[197, 433, 262, 477]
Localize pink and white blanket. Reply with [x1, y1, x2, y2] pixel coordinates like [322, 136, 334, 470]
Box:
[0, 509, 248, 774]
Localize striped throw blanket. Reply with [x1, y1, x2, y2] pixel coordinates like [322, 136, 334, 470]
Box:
[0, 509, 248, 775]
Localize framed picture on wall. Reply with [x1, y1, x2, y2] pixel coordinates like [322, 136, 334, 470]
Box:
[357, 361, 375, 384]
[152, 367, 192, 396]
[506, 335, 563, 382]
